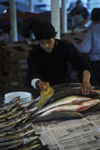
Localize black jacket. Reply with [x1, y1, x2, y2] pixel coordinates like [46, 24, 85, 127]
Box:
[26, 39, 91, 86]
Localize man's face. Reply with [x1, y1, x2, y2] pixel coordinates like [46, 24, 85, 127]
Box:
[39, 37, 55, 53]
[76, 4, 83, 11]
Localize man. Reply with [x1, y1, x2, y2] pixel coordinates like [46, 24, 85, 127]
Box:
[26, 21, 92, 94]
[68, 0, 91, 29]
[73, 8, 100, 86]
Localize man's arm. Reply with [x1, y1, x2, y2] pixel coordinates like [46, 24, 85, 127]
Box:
[31, 79, 49, 91]
[73, 30, 92, 53]
[81, 70, 93, 95]
[78, 18, 89, 27]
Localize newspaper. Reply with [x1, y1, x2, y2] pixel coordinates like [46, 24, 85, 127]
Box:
[34, 113, 100, 150]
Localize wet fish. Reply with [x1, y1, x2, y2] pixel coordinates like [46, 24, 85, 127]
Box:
[19, 101, 34, 108]
[0, 128, 36, 143]
[0, 135, 22, 143]
[6, 110, 24, 120]
[0, 96, 20, 109]
[0, 99, 20, 114]
[0, 141, 23, 150]
[52, 83, 94, 93]
[3, 99, 20, 111]
[28, 143, 41, 149]
[22, 136, 40, 146]
[29, 144, 49, 150]
[82, 101, 100, 113]
[0, 106, 19, 119]
[36, 96, 91, 115]
[0, 123, 33, 137]
[52, 83, 82, 92]
[6, 96, 20, 104]
[0, 135, 39, 147]
[18, 95, 41, 109]
[36, 99, 99, 118]
[0, 113, 30, 131]
[25, 106, 37, 113]
[0, 122, 16, 133]
[14, 122, 33, 132]
[33, 111, 84, 122]
[45, 88, 99, 106]
[18, 129, 36, 137]
[17, 143, 41, 150]
[0, 118, 5, 122]
[0, 107, 18, 119]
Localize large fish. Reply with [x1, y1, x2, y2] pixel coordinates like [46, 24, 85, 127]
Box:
[52, 83, 94, 93]
[36, 99, 99, 118]
[52, 83, 82, 92]
[33, 111, 84, 122]
[36, 96, 91, 115]
[45, 88, 99, 106]
[82, 101, 100, 113]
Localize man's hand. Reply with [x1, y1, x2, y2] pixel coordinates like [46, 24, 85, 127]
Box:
[81, 80, 93, 95]
[78, 18, 89, 27]
[38, 81, 49, 91]
[81, 70, 93, 95]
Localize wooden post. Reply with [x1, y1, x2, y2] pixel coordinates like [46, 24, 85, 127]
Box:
[9, 0, 18, 41]
[29, 0, 34, 12]
[61, 0, 67, 33]
[51, 0, 60, 39]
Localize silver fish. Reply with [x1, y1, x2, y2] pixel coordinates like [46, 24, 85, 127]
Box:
[0, 107, 18, 119]
[0, 99, 20, 114]
[0, 123, 33, 137]
[25, 106, 37, 113]
[0, 128, 36, 143]
[0, 113, 30, 130]
[36, 96, 91, 115]
[6, 109, 25, 120]
[37, 99, 99, 118]
[19, 101, 34, 108]
[0, 141, 23, 150]
[33, 111, 84, 122]
[0, 135, 39, 147]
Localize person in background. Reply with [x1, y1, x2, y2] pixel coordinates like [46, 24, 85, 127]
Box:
[26, 21, 93, 94]
[68, 0, 91, 30]
[73, 8, 100, 86]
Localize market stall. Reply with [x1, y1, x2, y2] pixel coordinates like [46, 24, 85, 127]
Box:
[1, 83, 100, 150]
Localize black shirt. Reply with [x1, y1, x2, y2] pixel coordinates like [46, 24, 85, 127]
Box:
[70, 6, 89, 19]
[26, 39, 91, 86]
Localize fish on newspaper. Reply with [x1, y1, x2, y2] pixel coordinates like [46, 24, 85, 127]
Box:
[36, 96, 91, 115]
[33, 111, 84, 122]
[34, 99, 99, 120]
